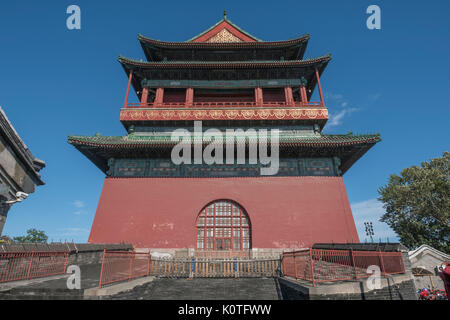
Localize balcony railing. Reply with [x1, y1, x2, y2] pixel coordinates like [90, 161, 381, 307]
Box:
[124, 101, 324, 109]
[120, 100, 329, 122]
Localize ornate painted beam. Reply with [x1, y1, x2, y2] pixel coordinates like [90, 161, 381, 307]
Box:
[120, 106, 328, 122]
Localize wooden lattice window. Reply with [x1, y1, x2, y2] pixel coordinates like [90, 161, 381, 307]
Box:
[196, 200, 251, 251]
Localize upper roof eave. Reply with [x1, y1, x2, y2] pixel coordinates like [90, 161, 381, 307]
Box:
[138, 33, 310, 49]
[118, 54, 331, 101]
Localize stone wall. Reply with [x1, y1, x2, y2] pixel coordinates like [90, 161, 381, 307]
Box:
[277, 247, 418, 300]
[408, 245, 449, 291]
[0, 242, 133, 266]
[0, 107, 45, 235]
[277, 274, 417, 300]
[135, 247, 286, 260]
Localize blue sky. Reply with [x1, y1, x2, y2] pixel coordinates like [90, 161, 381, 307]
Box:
[0, 1, 448, 244]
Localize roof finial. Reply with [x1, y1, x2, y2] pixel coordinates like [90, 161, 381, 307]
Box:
[224, 10, 227, 19]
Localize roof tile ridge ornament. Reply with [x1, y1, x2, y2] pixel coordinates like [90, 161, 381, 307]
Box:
[185, 13, 262, 43]
[221, 13, 262, 42]
[137, 33, 163, 43]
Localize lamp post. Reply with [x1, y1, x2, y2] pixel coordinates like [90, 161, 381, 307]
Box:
[364, 221, 374, 243]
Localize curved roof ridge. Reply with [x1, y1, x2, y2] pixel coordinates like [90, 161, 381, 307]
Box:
[408, 244, 450, 260]
[138, 33, 310, 47]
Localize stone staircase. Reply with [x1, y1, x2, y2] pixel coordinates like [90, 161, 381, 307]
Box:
[0, 287, 85, 300]
[104, 278, 282, 300]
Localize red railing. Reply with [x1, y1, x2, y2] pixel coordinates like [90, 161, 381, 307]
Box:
[0, 251, 69, 283]
[98, 250, 151, 288]
[98, 250, 282, 286]
[124, 101, 324, 109]
[282, 249, 405, 286]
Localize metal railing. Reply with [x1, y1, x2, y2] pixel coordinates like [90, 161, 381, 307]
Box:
[98, 250, 281, 288]
[282, 248, 405, 286]
[98, 250, 151, 288]
[98, 248, 405, 288]
[194, 250, 250, 260]
[125, 101, 323, 109]
[0, 251, 69, 283]
[151, 258, 280, 278]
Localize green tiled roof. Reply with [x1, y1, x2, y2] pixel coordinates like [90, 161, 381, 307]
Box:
[68, 132, 380, 148]
[118, 55, 331, 69]
[68, 132, 380, 175]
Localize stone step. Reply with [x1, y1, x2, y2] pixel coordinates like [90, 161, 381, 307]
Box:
[105, 278, 281, 300]
[0, 288, 85, 300]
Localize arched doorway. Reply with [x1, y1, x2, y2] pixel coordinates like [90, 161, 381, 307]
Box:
[196, 200, 251, 251]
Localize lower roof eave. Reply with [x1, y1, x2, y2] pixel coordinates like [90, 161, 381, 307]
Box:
[68, 134, 380, 176]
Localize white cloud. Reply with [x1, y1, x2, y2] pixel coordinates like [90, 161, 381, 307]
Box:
[322, 92, 357, 129]
[72, 200, 85, 208]
[368, 93, 381, 103]
[325, 92, 344, 101]
[326, 107, 357, 128]
[71, 200, 87, 215]
[351, 198, 399, 242]
[324, 91, 383, 130]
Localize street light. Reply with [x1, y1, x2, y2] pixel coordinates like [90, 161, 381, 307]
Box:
[364, 221, 374, 243]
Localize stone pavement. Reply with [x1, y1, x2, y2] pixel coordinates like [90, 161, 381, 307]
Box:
[104, 278, 282, 300]
[20, 263, 102, 290]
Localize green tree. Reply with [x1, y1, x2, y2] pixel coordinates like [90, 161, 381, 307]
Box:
[378, 152, 450, 253]
[13, 228, 48, 243]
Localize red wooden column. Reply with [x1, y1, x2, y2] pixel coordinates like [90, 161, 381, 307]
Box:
[154, 88, 164, 107]
[255, 87, 263, 106]
[300, 85, 308, 105]
[315, 67, 325, 107]
[185, 88, 194, 107]
[284, 86, 294, 106]
[123, 70, 133, 108]
[140, 87, 149, 106]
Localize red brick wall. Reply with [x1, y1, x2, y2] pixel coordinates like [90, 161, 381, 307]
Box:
[88, 177, 359, 248]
